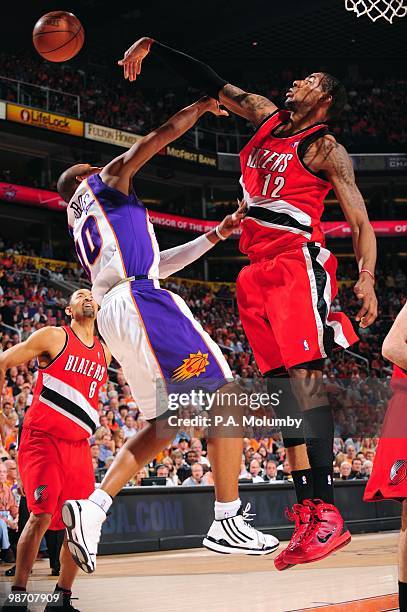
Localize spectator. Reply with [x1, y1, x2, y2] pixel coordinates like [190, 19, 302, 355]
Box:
[340, 461, 352, 480]
[0, 462, 17, 561]
[249, 459, 263, 483]
[190, 439, 210, 466]
[177, 437, 190, 457]
[90, 444, 105, 469]
[351, 458, 364, 480]
[132, 467, 149, 486]
[362, 460, 373, 478]
[122, 415, 137, 439]
[156, 464, 176, 487]
[182, 463, 205, 487]
[263, 460, 281, 483]
[162, 457, 179, 486]
[106, 409, 119, 433]
[97, 432, 114, 465]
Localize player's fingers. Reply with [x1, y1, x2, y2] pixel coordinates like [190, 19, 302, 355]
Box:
[355, 297, 369, 322]
[361, 302, 378, 328]
[123, 63, 129, 80]
[136, 60, 142, 75]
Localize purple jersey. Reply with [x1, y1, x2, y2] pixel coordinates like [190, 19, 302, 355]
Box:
[67, 173, 160, 304]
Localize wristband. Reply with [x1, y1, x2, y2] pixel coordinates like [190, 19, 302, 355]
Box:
[360, 269, 375, 282]
[215, 226, 227, 241]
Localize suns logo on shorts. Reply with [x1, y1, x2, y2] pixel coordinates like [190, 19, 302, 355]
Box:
[172, 351, 210, 381]
[389, 459, 407, 486]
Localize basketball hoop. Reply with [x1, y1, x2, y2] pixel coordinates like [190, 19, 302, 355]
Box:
[345, 0, 407, 22]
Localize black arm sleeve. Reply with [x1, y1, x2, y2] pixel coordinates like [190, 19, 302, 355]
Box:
[151, 41, 227, 99]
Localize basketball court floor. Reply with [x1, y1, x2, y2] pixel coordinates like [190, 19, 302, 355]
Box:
[0, 532, 399, 611]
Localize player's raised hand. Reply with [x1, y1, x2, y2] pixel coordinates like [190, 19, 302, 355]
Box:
[217, 199, 247, 239]
[204, 97, 229, 117]
[354, 273, 378, 328]
[117, 37, 153, 81]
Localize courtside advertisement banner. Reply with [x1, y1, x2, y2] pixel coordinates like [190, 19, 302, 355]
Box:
[85, 122, 143, 148]
[6, 103, 84, 137]
[0, 101, 5, 121]
[1, 182, 407, 238]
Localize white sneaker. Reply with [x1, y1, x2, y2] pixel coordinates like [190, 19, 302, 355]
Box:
[203, 503, 279, 555]
[62, 499, 106, 573]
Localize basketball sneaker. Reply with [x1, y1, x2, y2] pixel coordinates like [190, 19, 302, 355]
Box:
[203, 503, 279, 555]
[281, 499, 351, 567]
[62, 499, 107, 574]
[274, 502, 313, 571]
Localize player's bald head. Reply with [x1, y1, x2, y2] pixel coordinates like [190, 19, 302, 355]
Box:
[57, 164, 102, 203]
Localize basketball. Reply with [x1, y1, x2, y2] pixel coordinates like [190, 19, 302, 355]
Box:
[32, 11, 84, 62]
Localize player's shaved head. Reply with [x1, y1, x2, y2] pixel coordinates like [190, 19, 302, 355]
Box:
[57, 163, 102, 203]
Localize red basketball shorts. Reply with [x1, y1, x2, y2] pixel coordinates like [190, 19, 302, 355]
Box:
[236, 242, 358, 373]
[364, 386, 407, 502]
[18, 428, 95, 530]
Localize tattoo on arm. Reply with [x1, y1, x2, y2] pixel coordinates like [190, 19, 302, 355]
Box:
[221, 84, 276, 125]
[320, 139, 366, 210]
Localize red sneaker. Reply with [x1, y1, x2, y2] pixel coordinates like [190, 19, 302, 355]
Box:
[285, 499, 351, 565]
[274, 503, 313, 571]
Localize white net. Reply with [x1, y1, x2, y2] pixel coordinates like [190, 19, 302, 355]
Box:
[345, 0, 407, 22]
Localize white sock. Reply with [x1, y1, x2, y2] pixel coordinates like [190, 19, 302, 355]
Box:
[89, 488, 112, 513]
[214, 498, 241, 520]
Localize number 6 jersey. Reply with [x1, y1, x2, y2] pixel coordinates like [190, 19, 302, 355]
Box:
[239, 109, 332, 259]
[24, 326, 107, 440]
[67, 173, 160, 305]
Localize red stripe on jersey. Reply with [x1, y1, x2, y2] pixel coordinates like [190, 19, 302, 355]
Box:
[24, 326, 107, 440]
[239, 110, 332, 259]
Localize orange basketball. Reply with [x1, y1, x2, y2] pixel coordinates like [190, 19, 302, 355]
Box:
[32, 11, 84, 62]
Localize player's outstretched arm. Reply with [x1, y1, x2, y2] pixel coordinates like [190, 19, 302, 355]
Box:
[317, 137, 377, 329]
[101, 97, 227, 195]
[0, 327, 65, 404]
[158, 200, 246, 279]
[382, 303, 407, 370]
[117, 38, 277, 126]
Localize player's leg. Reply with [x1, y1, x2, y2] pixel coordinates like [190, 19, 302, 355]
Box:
[203, 380, 279, 555]
[63, 422, 173, 573]
[2, 430, 64, 610]
[259, 245, 356, 567]
[42, 535, 80, 611]
[237, 264, 314, 562]
[282, 365, 351, 565]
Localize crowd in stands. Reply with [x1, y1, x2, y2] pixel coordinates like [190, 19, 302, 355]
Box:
[0, 52, 406, 152]
[0, 234, 404, 559]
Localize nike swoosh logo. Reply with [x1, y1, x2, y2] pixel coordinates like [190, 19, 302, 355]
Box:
[317, 532, 333, 544]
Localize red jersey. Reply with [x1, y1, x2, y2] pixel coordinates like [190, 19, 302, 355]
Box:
[24, 326, 107, 440]
[239, 109, 332, 259]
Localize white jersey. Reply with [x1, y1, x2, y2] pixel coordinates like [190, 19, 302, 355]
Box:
[67, 173, 160, 304]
